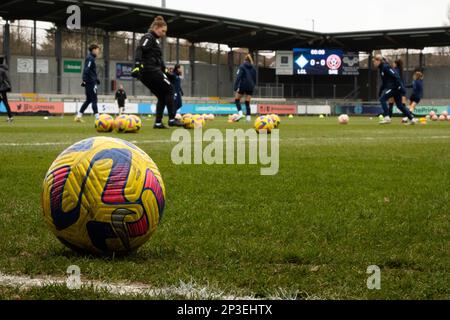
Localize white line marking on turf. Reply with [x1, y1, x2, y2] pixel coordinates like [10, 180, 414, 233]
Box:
[0, 272, 257, 300]
[0, 136, 449, 148]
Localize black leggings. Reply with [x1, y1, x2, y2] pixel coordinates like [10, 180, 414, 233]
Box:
[141, 71, 175, 123]
[0, 92, 12, 118]
[79, 84, 98, 115]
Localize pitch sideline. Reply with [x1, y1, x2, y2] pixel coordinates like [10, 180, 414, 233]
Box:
[0, 135, 449, 148]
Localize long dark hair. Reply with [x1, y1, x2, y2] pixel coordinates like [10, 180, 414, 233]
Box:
[173, 64, 182, 75]
[394, 59, 404, 73]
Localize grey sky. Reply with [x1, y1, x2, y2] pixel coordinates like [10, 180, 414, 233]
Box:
[116, 0, 450, 32]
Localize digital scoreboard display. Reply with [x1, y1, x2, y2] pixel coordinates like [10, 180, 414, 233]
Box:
[293, 48, 345, 75]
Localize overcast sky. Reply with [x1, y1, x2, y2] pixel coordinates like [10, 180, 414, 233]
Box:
[115, 0, 450, 32]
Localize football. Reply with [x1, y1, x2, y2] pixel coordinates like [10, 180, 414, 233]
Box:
[183, 114, 195, 129]
[270, 114, 281, 128]
[95, 114, 114, 133]
[41, 137, 166, 255]
[192, 114, 206, 128]
[254, 115, 274, 134]
[129, 115, 142, 133]
[338, 114, 350, 124]
[114, 115, 129, 133]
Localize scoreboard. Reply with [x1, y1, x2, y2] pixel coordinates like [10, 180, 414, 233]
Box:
[293, 48, 344, 75]
[293, 48, 355, 75]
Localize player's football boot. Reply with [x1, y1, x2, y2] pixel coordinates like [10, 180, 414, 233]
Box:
[379, 116, 392, 125]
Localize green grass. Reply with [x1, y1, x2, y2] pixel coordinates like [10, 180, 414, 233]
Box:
[0, 115, 449, 300]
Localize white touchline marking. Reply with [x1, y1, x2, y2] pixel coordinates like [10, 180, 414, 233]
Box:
[0, 272, 322, 300]
[0, 272, 260, 300]
[0, 136, 449, 148]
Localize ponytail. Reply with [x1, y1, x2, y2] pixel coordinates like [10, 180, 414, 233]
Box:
[244, 54, 254, 65]
[150, 15, 167, 31]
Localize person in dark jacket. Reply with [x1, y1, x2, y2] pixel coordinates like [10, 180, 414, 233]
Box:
[234, 54, 257, 122]
[75, 44, 101, 122]
[115, 84, 127, 115]
[132, 16, 183, 129]
[171, 65, 184, 111]
[0, 56, 13, 123]
[388, 59, 407, 118]
[406, 71, 424, 113]
[372, 54, 416, 125]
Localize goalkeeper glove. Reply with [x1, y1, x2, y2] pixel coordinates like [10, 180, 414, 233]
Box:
[132, 64, 143, 79]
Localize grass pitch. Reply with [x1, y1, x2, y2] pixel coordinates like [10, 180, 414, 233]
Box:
[0, 115, 449, 300]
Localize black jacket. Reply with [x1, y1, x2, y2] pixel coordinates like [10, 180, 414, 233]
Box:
[115, 89, 127, 105]
[0, 63, 12, 93]
[234, 61, 257, 92]
[82, 53, 98, 85]
[134, 32, 165, 73]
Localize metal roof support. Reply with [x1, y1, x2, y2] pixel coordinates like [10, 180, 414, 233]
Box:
[2, 21, 10, 65]
[368, 52, 373, 101]
[55, 26, 62, 94]
[132, 32, 136, 96]
[189, 43, 195, 96]
[33, 20, 37, 93]
[176, 38, 180, 64]
[103, 31, 110, 95]
[255, 50, 259, 88]
[216, 43, 221, 97]
[419, 50, 424, 70]
[227, 50, 234, 84]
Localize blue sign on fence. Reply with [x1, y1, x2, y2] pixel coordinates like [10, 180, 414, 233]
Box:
[138, 103, 238, 115]
[335, 104, 383, 115]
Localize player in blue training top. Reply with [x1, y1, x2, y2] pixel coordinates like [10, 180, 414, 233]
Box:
[388, 59, 407, 119]
[406, 70, 424, 113]
[75, 44, 101, 123]
[171, 64, 184, 111]
[372, 54, 416, 125]
[0, 55, 13, 123]
[234, 54, 257, 122]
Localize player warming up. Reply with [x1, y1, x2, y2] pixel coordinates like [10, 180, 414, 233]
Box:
[234, 54, 257, 122]
[171, 64, 184, 111]
[406, 71, 424, 113]
[75, 44, 101, 123]
[0, 56, 13, 123]
[388, 59, 407, 118]
[132, 16, 183, 129]
[373, 54, 416, 125]
[115, 84, 127, 115]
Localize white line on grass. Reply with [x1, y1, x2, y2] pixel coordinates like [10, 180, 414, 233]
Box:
[0, 272, 258, 300]
[0, 136, 449, 148]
